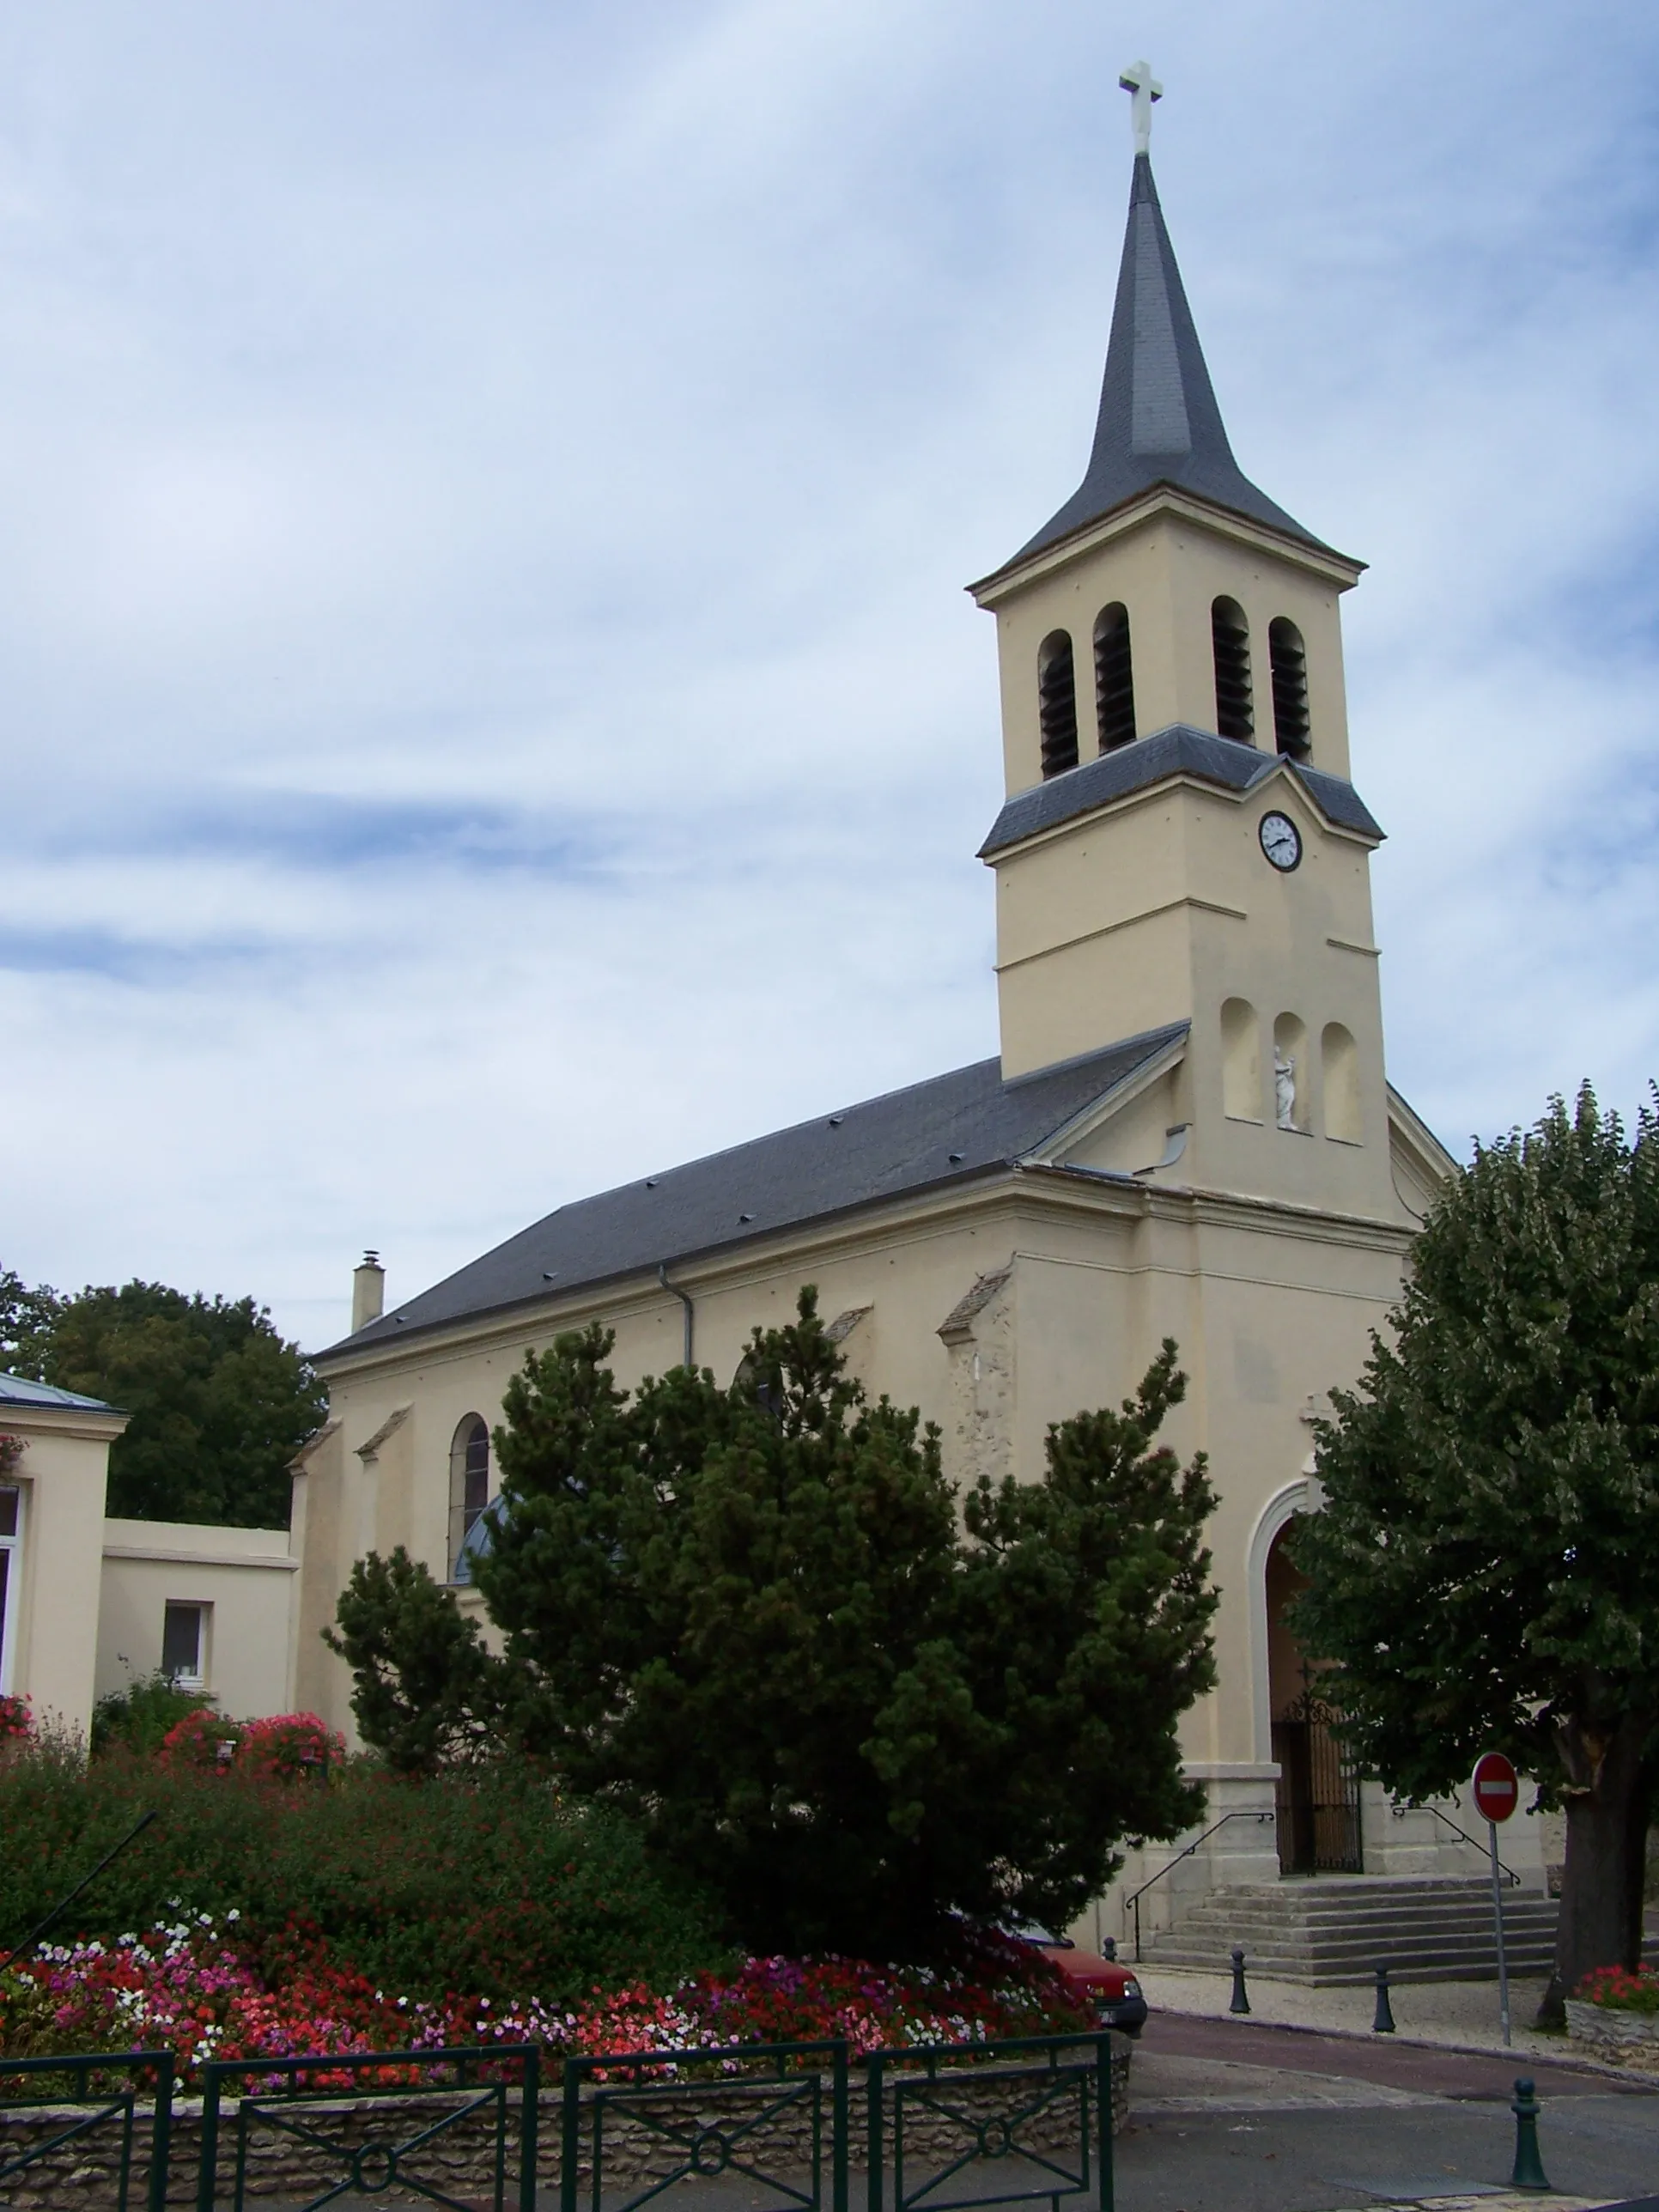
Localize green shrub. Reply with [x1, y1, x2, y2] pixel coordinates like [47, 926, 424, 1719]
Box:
[90, 1671, 212, 1759]
[0, 1740, 727, 2003]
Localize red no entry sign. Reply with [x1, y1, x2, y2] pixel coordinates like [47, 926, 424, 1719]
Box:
[1473, 1751, 1520, 1824]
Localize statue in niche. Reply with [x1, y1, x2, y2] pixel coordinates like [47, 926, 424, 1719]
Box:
[1274, 1050, 1297, 1131]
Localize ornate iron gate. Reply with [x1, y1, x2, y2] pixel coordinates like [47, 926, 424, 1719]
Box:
[1273, 1688, 1362, 1875]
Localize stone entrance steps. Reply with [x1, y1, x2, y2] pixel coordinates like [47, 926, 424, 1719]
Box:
[1139, 1875, 1559, 1985]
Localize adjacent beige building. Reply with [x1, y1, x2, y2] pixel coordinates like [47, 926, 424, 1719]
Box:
[297, 137, 1548, 1930]
[95, 1519, 299, 1723]
[0, 1376, 124, 1735]
[0, 1374, 297, 1738]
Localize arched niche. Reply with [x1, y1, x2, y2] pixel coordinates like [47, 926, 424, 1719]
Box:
[1221, 997, 1261, 1121]
[1322, 1022, 1362, 1144]
[1273, 1012, 1309, 1131]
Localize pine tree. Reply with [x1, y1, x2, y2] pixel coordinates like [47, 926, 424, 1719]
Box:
[324, 1547, 506, 1776]
[1291, 1084, 1659, 2022]
[465, 1287, 1217, 1956]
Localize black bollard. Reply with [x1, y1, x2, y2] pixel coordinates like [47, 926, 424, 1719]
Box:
[1102, 1937, 1117, 1962]
[1229, 1946, 1251, 2015]
[1372, 1963, 1396, 2034]
[1510, 2077, 1550, 2192]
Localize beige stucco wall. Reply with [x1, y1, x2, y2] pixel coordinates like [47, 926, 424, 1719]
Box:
[97, 1520, 298, 1721]
[299, 1146, 1425, 1765]
[0, 1403, 124, 1738]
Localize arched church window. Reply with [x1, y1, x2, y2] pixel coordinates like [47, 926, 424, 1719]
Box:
[1269, 617, 1311, 758]
[1220, 998, 1261, 1121]
[448, 1414, 490, 1581]
[1037, 631, 1079, 778]
[1322, 1023, 1362, 1144]
[1211, 598, 1255, 743]
[1093, 604, 1135, 752]
[1273, 1012, 1308, 1131]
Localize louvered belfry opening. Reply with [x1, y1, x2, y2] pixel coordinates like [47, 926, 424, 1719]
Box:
[1093, 603, 1135, 751]
[1269, 617, 1311, 757]
[1211, 597, 1254, 741]
[1038, 630, 1079, 777]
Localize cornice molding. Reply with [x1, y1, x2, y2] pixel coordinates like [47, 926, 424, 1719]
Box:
[969, 484, 1364, 607]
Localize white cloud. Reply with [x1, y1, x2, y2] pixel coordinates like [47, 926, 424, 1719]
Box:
[3, 0, 1658, 1346]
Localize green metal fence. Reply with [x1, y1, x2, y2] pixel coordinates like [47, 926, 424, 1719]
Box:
[0, 2024, 1113, 2212]
[866, 2033, 1113, 2212]
[0, 2050, 174, 2212]
[195, 2043, 539, 2212]
[559, 2037, 851, 2212]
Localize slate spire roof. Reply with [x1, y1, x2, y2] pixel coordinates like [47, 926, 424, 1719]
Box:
[1010, 154, 1325, 567]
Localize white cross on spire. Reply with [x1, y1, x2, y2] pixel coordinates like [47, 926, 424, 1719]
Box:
[1119, 59, 1163, 155]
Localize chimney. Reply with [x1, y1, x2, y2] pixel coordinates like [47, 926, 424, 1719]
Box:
[352, 1250, 386, 1334]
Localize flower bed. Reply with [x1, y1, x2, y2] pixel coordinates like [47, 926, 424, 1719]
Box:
[0, 1913, 1085, 2086]
[1566, 1967, 1659, 2066]
[1575, 1966, 1659, 2014]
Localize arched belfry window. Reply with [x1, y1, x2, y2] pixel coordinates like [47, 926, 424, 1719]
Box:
[1094, 604, 1135, 751]
[1269, 618, 1311, 758]
[1212, 598, 1254, 743]
[1037, 631, 1079, 778]
[448, 1414, 490, 1581]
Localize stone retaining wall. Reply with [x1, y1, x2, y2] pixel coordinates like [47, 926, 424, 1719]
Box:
[1564, 1998, 1659, 2070]
[0, 2039, 1133, 2212]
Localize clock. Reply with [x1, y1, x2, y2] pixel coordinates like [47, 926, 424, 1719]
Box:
[1258, 811, 1302, 872]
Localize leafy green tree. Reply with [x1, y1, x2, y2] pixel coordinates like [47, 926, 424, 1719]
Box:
[454, 1286, 1216, 1957]
[3, 1273, 325, 1526]
[1290, 1085, 1659, 2023]
[323, 1547, 507, 1776]
[0, 1268, 61, 1379]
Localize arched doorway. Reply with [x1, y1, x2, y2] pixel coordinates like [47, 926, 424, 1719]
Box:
[1266, 1519, 1362, 1875]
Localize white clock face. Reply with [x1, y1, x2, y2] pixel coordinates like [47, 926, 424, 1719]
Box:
[1259, 811, 1302, 872]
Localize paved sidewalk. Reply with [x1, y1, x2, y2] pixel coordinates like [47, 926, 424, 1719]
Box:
[1134, 1964, 1576, 2063]
[1109, 2010, 1659, 2209]
[1140, 2012, 1649, 2100]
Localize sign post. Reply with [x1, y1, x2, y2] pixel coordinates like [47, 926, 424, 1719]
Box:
[1473, 1752, 1520, 2048]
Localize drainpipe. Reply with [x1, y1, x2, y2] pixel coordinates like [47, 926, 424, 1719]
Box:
[658, 1263, 694, 1370]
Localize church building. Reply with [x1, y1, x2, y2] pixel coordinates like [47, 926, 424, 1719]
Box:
[295, 83, 1553, 1944]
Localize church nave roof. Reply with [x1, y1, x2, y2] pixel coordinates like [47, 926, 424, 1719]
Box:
[319, 1024, 1188, 1360]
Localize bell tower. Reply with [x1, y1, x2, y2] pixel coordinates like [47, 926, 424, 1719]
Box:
[971, 70, 1395, 1217]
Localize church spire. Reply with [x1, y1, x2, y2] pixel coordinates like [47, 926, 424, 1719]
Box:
[1010, 74, 1322, 567]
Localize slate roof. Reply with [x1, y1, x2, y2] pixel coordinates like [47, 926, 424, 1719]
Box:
[979, 724, 1384, 859]
[1001, 155, 1331, 572]
[320, 1024, 1189, 1361]
[0, 1371, 121, 1413]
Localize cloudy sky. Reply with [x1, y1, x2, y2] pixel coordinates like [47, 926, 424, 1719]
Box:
[3, 0, 1657, 1351]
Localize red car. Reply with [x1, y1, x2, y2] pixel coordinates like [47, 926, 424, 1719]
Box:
[1016, 1926, 1148, 2037]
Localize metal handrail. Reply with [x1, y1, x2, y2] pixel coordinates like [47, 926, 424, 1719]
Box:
[1122, 1811, 1275, 1961]
[1391, 1801, 1522, 1886]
